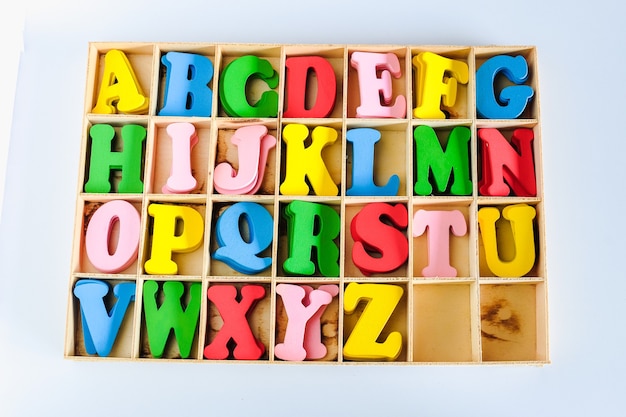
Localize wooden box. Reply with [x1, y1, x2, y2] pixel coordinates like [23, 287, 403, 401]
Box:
[65, 42, 548, 364]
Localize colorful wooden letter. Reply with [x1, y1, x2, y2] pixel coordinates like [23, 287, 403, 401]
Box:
[478, 128, 536, 197]
[346, 128, 400, 196]
[413, 52, 468, 119]
[92, 49, 149, 115]
[219, 55, 279, 117]
[162, 122, 199, 194]
[274, 284, 338, 361]
[478, 204, 536, 277]
[142, 280, 202, 359]
[279, 124, 339, 196]
[213, 125, 277, 195]
[343, 283, 403, 361]
[159, 51, 213, 117]
[413, 209, 467, 277]
[302, 284, 339, 360]
[213, 202, 273, 274]
[282, 200, 340, 277]
[413, 125, 472, 196]
[85, 200, 140, 273]
[204, 284, 266, 360]
[351, 203, 408, 276]
[73, 279, 136, 357]
[144, 203, 204, 275]
[284, 56, 336, 118]
[84, 124, 146, 193]
[350, 51, 406, 118]
[476, 54, 534, 119]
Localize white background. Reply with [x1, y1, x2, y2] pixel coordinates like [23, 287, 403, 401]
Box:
[1, 1, 624, 416]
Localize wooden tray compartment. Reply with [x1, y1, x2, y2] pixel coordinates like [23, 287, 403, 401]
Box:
[342, 280, 409, 362]
[205, 281, 272, 361]
[411, 122, 474, 197]
[215, 44, 283, 118]
[412, 281, 477, 362]
[214, 119, 279, 196]
[343, 201, 410, 279]
[276, 199, 342, 278]
[85, 43, 155, 116]
[346, 45, 409, 120]
[474, 46, 539, 121]
[412, 201, 473, 279]
[81, 117, 149, 195]
[155, 43, 217, 118]
[410, 46, 473, 120]
[477, 202, 543, 278]
[475, 121, 542, 199]
[138, 278, 204, 359]
[480, 281, 547, 362]
[208, 200, 276, 277]
[278, 120, 344, 197]
[147, 118, 212, 195]
[282, 45, 346, 120]
[345, 120, 411, 197]
[67, 276, 138, 359]
[140, 198, 207, 276]
[75, 197, 144, 275]
[274, 280, 340, 362]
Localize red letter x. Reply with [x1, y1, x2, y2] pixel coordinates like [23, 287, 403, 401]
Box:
[204, 284, 266, 360]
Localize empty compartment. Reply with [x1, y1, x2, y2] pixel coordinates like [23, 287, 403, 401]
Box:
[480, 282, 543, 361]
[413, 283, 475, 362]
